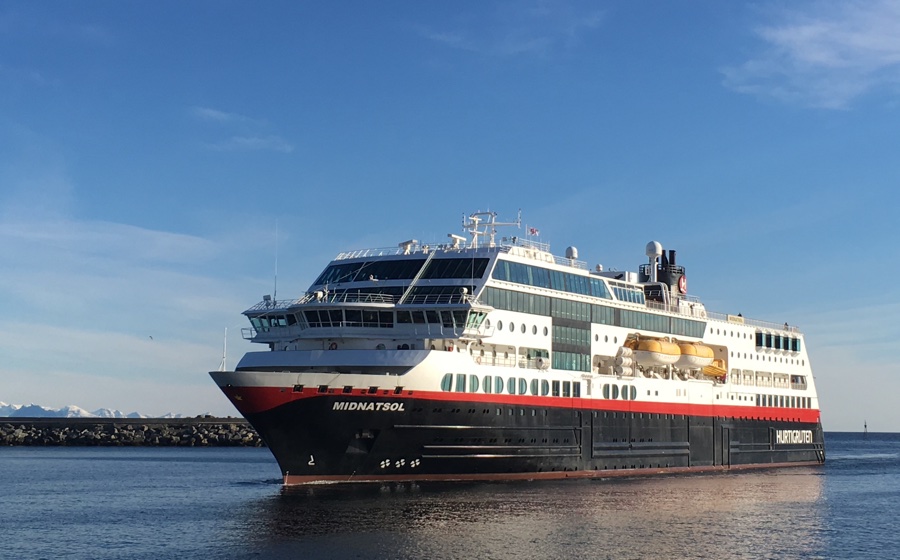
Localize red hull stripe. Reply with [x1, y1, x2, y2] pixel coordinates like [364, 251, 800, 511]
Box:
[283, 461, 823, 485]
[221, 386, 821, 424]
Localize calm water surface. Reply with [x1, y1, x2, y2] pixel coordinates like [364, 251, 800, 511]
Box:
[1, 432, 897, 559]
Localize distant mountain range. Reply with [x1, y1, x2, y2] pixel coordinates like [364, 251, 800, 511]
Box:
[0, 402, 186, 419]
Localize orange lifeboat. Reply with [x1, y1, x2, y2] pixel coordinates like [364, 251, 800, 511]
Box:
[633, 339, 681, 366]
[675, 343, 714, 369]
[702, 359, 727, 378]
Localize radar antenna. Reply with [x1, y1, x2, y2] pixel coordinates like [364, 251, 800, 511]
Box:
[463, 209, 521, 248]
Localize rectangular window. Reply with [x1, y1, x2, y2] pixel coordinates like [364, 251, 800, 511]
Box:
[552, 380, 560, 397]
[562, 381, 571, 398]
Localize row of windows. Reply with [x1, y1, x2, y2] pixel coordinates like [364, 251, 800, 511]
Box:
[620, 309, 669, 333]
[608, 281, 646, 304]
[249, 315, 297, 330]
[441, 373, 582, 398]
[552, 298, 591, 321]
[304, 309, 394, 329]
[484, 287, 706, 338]
[483, 287, 551, 316]
[313, 258, 489, 286]
[730, 370, 807, 390]
[492, 260, 612, 299]
[552, 351, 591, 372]
[757, 394, 812, 409]
[315, 259, 425, 285]
[303, 308, 483, 329]
[756, 332, 802, 352]
[438, 374, 644, 404]
[552, 325, 591, 347]
[420, 258, 490, 280]
[490, 319, 549, 336]
[395, 309, 473, 329]
[603, 384, 638, 400]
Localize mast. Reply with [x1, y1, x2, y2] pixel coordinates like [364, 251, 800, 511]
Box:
[219, 327, 228, 372]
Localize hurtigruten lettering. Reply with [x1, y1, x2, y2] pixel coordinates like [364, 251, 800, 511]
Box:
[776, 429, 813, 444]
[333, 402, 406, 412]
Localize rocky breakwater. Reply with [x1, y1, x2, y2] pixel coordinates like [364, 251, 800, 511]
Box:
[0, 417, 264, 447]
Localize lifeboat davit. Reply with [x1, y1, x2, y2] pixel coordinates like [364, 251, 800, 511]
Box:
[633, 339, 681, 366]
[675, 343, 714, 369]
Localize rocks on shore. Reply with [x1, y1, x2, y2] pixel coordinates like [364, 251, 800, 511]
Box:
[0, 420, 265, 447]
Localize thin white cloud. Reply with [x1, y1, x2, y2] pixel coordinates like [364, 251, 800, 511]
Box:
[190, 106, 292, 153]
[415, 2, 605, 58]
[190, 106, 265, 126]
[723, 0, 900, 108]
[203, 135, 295, 153]
[0, 212, 266, 415]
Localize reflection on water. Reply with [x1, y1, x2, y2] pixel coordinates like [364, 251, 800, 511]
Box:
[235, 469, 825, 560]
[4, 436, 898, 559]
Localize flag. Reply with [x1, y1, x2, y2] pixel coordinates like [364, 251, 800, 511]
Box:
[528, 227, 540, 236]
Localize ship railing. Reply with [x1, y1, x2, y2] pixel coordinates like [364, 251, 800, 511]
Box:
[242, 322, 485, 341]
[241, 326, 303, 340]
[551, 255, 588, 270]
[334, 244, 493, 261]
[500, 237, 551, 252]
[705, 311, 802, 333]
[335, 246, 409, 260]
[401, 294, 480, 306]
[643, 300, 802, 334]
[244, 299, 300, 313]
[295, 292, 397, 305]
[292, 292, 481, 306]
[333, 240, 589, 270]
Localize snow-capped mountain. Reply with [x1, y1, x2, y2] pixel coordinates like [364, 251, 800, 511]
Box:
[0, 402, 165, 418]
[0, 401, 22, 416]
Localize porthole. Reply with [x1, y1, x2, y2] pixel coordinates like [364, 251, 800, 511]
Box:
[509, 322, 515, 332]
[532, 325, 537, 335]
[605, 335, 609, 342]
[595, 334, 599, 342]
[614, 337, 617, 344]
[543, 326, 549, 336]
[485, 319, 491, 329]
[521, 323, 526, 333]
[497, 320, 503, 331]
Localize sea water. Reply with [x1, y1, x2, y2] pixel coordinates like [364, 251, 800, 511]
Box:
[1, 432, 897, 560]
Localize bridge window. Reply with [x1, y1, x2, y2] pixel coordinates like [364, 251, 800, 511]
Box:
[421, 258, 489, 279]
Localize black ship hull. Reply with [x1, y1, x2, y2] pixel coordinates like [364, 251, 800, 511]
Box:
[242, 392, 825, 484]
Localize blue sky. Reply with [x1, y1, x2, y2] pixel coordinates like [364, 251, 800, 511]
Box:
[1, 1, 898, 429]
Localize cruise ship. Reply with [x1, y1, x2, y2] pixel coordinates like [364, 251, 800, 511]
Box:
[210, 211, 825, 484]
